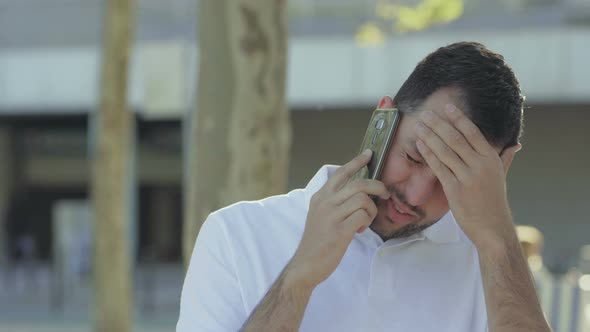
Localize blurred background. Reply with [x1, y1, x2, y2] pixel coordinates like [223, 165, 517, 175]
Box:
[0, 0, 589, 331]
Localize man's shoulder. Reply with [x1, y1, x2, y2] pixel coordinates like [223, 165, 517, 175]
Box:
[216, 187, 306, 218]
[205, 188, 308, 241]
[200, 164, 336, 252]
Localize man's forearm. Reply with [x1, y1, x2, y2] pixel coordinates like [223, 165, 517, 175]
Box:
[476, 223, 551, 332]
[241, 265, 313, 332]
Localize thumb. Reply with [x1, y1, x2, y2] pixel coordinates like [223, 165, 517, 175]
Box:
[500, 143, 522, 176]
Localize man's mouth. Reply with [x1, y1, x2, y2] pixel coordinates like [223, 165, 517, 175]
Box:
[386, 197, 418, 225]
[391, 196, 418, 217]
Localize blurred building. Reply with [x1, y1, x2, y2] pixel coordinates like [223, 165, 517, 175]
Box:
[0, 0, 589, 274]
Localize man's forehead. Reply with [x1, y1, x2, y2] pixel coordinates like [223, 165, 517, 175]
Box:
[399, 87, 464, 115]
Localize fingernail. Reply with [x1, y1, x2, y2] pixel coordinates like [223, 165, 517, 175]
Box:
[445, 104, 455, 113]
[363, 148, 372, 156]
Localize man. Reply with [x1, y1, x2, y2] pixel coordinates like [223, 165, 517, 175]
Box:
[177, 42, 551, 331]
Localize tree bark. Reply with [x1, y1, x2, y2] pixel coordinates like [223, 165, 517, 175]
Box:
[92, 0, 135, 331]
[183, 0, 291, 266]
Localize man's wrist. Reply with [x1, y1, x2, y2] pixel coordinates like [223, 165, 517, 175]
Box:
[474, 234, 512, 262]
[470, 216, 518, 254]
[282, 263, 316, 299]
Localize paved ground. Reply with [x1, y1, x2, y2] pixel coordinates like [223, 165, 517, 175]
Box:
[0, 263, 182, 332]
[0, 322, 174, 332]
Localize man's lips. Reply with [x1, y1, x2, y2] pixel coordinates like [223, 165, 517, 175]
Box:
[390, 196, 418, 217]
[386, 198, 416, 226]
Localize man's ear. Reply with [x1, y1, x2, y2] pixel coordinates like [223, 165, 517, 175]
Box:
[500, 143, 522, 176]
[377, 96, 394, 109]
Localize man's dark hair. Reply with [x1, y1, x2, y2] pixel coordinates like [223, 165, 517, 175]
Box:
[393, 41, 524, 149]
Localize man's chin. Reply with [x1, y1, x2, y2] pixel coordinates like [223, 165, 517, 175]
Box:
[370, 217, 434, 241]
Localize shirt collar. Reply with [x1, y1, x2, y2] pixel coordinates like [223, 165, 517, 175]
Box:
[422, 210, 461, 244]
[304, 165, 461, 245]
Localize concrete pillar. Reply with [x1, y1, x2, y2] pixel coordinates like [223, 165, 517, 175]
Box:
[0, 127, 14, 264]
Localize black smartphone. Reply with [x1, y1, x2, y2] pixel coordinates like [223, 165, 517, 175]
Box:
[349, 107, 401, 182]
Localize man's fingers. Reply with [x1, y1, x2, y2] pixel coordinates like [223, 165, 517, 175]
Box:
[341, 209, 373, 237]
[332, 179, 389, 205]
[443, 104, 495, 156]
[416, 139, 455, 188]
[327, 149, 373, 192]
[419, 110, 478, 165]
[333, 192, 378, 225]
[415, 121, 468, 179]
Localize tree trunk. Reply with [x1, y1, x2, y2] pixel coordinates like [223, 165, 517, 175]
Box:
[92, 0, 135, 331]
[183, 0, 291, 266]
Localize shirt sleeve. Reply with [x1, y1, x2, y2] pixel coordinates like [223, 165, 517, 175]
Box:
[176, 213, 246, 331]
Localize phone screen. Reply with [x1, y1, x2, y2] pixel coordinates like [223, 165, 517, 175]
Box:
[349, 108, 401, 182]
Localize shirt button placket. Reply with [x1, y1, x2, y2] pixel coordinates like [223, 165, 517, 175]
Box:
[368, 247, 395, 298]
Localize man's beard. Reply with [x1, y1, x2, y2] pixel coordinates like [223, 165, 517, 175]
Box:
[370, 184, 435, 241]
[372, 219, 434, 241]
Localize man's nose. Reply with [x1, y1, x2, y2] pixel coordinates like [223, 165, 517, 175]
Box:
[403, 171, 439, 207]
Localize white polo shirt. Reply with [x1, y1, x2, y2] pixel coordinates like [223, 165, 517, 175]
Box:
[177, 165, 488, 331]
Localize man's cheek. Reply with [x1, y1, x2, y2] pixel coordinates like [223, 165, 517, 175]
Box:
[426, 192, 450, 218]
[381, 155, 411, 183]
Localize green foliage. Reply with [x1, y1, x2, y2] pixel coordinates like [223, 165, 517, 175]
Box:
[356, 0, 464, 47]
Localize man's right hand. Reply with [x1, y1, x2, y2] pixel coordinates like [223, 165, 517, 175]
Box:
[285, 149, 390, 290]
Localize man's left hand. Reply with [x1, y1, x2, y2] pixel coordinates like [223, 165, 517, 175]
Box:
[415, 104, 521, 248]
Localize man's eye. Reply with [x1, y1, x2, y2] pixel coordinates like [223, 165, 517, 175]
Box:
[406, 154, 422, 165]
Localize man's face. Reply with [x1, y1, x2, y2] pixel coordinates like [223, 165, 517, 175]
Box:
[370, 88, 461, 241]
